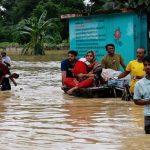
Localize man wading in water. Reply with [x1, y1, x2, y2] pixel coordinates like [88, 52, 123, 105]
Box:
[133, 56, 150, 134]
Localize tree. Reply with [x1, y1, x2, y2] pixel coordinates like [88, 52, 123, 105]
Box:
[0, 0, 86, 43]
[89, 0, 150, 14]
[1, 0, 41, 25]
[18, 11, 59, 55]
[32, 0, 85, 42]
[87, 0, 105, 14]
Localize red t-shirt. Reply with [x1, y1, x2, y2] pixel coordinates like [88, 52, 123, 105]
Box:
[0, 63, 9, 76]
[72, 61, 88, 75]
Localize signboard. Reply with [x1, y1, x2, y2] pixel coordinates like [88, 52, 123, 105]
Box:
[69, 12, 147, 68]
[61, 14, 82, 19]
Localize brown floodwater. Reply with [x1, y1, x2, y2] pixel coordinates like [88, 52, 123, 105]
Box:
[0, 61, 149, 150]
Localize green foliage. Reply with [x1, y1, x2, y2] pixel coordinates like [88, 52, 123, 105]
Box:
[1, 0, 150, 45]
[0, 0, 85, 44]
[17, 11, 60, 55]
[0, 42, 19, 48]
[51, 0, 85, 14]
[1, 0, 41, 24]
[89, 0, 150, 14]
[32, 0, 85, 41]
[87, 0, 106, 14]
[33, 1, 60, 18]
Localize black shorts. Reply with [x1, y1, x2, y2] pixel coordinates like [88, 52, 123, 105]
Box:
[144, 116, 150, 134]
[1, 78, 11, 91]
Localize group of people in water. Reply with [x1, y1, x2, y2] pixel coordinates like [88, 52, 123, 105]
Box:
[61, 43, 150, 134]
[61, 43, 146, 95]
[61, 50, 102, 95]
[0, 51, 19, 91]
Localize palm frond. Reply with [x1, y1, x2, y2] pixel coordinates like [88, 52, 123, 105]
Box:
[38, 11, 47, 27]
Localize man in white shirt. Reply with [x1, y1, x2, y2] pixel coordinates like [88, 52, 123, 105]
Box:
[1, 51, 11, 67]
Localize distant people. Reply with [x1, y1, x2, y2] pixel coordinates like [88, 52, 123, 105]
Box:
[0, 55, 11, 90]
[115, 48, 146, 94]
[65, 51, 101, 95]
[1, 51, 11, 68]
[101, 43, 126, 71]
[0, 54, 14, 90]
[0, 52, 19, 90]
[133, 56, 150, 134]
[61, 50, 78, 86]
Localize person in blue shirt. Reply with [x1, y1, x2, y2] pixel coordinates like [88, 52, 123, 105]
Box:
[61, 50, 78, 87]
[133, 56, 150, 134]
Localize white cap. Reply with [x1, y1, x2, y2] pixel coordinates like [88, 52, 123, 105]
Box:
[79, 58, 90, 65]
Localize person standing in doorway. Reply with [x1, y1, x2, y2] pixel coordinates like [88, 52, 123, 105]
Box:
[101, 43, 126, 71]
[133, 56, 150, 134]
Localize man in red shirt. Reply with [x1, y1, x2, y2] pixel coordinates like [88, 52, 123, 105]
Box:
[0, 55, 17, 90]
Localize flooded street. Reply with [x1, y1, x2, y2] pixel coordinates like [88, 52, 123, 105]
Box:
[0, 61, 149, 150]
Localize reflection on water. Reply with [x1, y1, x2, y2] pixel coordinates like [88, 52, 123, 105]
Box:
[0, 61, 149, 150]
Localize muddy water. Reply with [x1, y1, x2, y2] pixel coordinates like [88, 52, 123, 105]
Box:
[0, 61, 149, 150]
